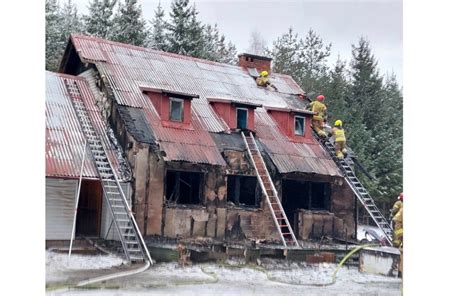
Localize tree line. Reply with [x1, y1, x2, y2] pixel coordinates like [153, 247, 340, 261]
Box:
[46, 0, 402, 213]
[45, 0, 238, 71]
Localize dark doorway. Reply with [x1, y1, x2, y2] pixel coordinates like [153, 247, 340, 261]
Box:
[76, 180, 103, 237]
[227, 175, 260, 207]
[165, 170, 202, 205]
[236, 108, 248, 129]
[282, 179, 331, 231]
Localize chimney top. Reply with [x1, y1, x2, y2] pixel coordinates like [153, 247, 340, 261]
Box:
[238, 53, 272, 74]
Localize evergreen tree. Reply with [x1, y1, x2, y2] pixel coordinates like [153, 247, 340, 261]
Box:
[201, 24, 219, 61]
[147, 1, 167, 50]
[324, 57, 349, 125]
[217, 37, 238, 65]
[59, 0, 84, 46]
[349, 37, 384, 130]
[269, 27, 303, 78]
[166, 0, 205, 57]
[85, 0, 117, 39]
[110, 0, 147, 46]
[45, 0, 62, 70]
[299, 28, 331, 93]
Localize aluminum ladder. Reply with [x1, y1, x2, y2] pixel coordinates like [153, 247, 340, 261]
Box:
[314, 131, 393, 245]
[65, 79, 153, 264]
[241, 131, 300, 248]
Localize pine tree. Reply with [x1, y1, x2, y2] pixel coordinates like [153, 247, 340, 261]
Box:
[299, 28, 331, 93]
[45, 0, 62, 70]
[349, 37, 384, 130]
[166, 0, 205, 57]
[217, 37, 238, 65]
[85, 0, 117, 39]
[324, 57, 349, 125]
[269, 28, 302, 78]
[59, 0, 84, 47]
[110, 0, 147, 46]
[147, 1, 167, 50]
[201, 24, 219, 61]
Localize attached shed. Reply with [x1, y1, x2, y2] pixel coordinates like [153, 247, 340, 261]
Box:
[45, 71, 132, 242]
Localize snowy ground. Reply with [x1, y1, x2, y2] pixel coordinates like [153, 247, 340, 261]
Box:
[46, 251, 402, 296]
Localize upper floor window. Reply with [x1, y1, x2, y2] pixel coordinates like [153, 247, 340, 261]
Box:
[169, 98, 184, 122]
[294, 115, 305, 136]
[236, 108, 248, 129]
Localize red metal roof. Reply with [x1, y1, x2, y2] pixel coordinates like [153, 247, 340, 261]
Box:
[66, 34, 339, 176]
[45, 71, 126, 179]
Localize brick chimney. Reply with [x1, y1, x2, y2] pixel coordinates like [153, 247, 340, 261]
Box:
[238, 53, 272, 74]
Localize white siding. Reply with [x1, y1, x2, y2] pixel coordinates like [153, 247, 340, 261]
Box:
[46, 178, 78, 240]
[100, 182, 132, 241]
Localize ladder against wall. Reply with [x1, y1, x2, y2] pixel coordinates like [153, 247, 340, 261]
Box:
[65, 79, 153, 264]
[241, 131, 300, 248]
[314, 131, 393, 246]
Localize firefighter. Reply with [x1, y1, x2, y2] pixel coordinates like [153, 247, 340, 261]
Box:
[390, 192, 403, 221]
[392, 193, 403, 248]
[307, 95, 327, 137]
[332, 120, 347, 159]
[256, 70, 277, 90]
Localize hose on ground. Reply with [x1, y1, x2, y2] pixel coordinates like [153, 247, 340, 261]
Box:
[77, 260, 151, 287]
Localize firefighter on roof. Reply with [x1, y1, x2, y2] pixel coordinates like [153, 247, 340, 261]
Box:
[307, 95, 327, 137]
[256, 71, 277, 91]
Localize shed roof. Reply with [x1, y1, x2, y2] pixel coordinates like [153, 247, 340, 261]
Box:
[45, 71, 127, 180]
[65, 34, 339, 176]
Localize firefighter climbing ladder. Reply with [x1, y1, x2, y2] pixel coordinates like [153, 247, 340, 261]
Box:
[65, 79, 153, 264]
[314, 131, 393, 245]
[242, 131, 300, 248]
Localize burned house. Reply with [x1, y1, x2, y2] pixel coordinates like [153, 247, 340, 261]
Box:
[46, 34, 357, 250]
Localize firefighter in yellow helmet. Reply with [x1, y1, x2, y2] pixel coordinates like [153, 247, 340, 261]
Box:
[307, 95, 327, 137]
[332, 120, 347, 159]
[392, 192, 403, 248]
[256, 70, 278, 91]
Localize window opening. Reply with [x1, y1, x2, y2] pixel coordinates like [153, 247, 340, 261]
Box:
[166, 170, 202, 205]
[169, 98, 184, 122]
[236, 108, 248, 129]
[294, 115, 305, 136]
[227, 175, 260, 207]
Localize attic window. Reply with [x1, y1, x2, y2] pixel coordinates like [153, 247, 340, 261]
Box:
[236, 108, 248, 129]
[169, 98, 184, 122]
[294, 116, 305, 136]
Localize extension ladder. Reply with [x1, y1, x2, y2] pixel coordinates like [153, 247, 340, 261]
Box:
[65, 79, 153, 264]
[314, 131, 393, 245]
[241, 131, 300, 248]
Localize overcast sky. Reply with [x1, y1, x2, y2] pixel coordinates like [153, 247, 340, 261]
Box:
[72, 0, 403, 83]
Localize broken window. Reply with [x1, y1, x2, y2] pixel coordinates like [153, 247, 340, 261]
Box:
[166, 170, 202, 205]
[236, 108, 248, 129]
[227, 175, 260, 207]
[282, 179, 331, 211]
[294, 115, 305, 136]
[169, 98, 184, 122]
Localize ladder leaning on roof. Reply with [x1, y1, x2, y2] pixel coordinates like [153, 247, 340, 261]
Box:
[241, 131, 300, 248]
[65, 79, 153, 264]
[313, 130, 393, 246]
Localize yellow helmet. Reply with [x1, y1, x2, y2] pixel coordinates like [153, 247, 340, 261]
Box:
[261, 71, 269, 77]
[334, 120, 343, 127]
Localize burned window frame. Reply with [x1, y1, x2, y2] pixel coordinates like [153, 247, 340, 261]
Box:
[294, 115, 305, 136]
[165, 169, 203, 205]
[169, 97, 184, 122]
[236, 107, 249, 129]
[282, 179, 331, 211]
[227, 175, 260, 208]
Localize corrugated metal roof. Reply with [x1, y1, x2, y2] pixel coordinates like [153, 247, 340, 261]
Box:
[45, 71, 126, 180]
[67, 34, 339, 175]
[254, 109, 341, 176]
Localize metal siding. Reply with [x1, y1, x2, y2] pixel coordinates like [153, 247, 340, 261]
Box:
[46, 178, 78, 240]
